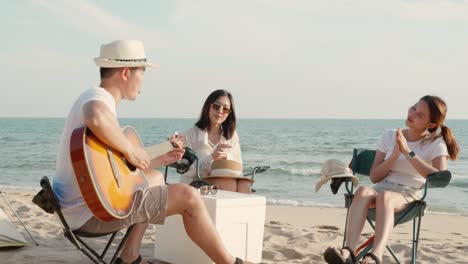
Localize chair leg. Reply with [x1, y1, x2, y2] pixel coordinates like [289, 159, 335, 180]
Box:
[80, 247, 102, 264]
[75, 235, 106, 262]
[342, 193, 354, 248]
[101, 232, 118, 259]
[65, 225, 134, 264]
[411, 210, 423, 264]
[356, 242, 373, 261]
[385, 244, 400, 264]
[342, 207, 350, 248]
[110, 225, 135, 264]
[355, 218, 402, 264]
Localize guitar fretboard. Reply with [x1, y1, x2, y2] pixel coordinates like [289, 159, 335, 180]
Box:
[145, 141, 174, 159]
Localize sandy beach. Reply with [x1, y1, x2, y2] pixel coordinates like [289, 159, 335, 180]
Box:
[1, 188, 467, 263]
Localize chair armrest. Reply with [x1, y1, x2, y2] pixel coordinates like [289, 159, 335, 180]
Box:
[164, 148, 200, 183]
[243, 166, 270, 176]
[330, 177, 357, 195]
[420, 170, 451, 200]
[167, 147, 198, 174]
[243, 166, 270, 180]
[426, 170, 451, 188]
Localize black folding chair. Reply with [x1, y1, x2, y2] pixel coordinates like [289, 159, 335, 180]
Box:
[33, 176, 135, 264]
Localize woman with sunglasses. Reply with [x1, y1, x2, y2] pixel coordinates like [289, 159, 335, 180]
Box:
[180, 89, 252, 193]
[324, 95, 459, 264]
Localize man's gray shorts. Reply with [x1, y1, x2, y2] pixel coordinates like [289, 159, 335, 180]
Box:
[77, 185, 168, 234]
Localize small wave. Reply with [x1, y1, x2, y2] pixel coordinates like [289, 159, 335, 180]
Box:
[267, 198, 339, 208]
[425, 210, 468, 217]
[278, 160, 322, 167]
[290, 168, 321, 176]
[448, 178, 468, 188]
[0, 185, 39, 192]
[267, 167, 321, 177]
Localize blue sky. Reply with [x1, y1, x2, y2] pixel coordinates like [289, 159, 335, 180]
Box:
[2, 0, 468, 119]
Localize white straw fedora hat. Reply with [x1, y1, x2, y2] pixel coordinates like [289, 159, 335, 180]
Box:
[205, 160, 253, 182]
[94, 40, 157, 68]
[315, 159, 358, 192]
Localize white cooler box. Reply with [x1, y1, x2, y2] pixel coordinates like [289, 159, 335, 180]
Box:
[154, 190, 266, 264]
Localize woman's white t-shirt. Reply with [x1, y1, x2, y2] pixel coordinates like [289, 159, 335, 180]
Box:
[376, 129, 449, 188]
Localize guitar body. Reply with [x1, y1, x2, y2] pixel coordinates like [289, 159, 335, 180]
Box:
[70, 126, 148, 222]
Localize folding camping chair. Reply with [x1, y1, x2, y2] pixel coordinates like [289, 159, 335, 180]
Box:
[340, 148, 451, 264]
[32, 176, 135, 264]
[163, 147, 270, 189]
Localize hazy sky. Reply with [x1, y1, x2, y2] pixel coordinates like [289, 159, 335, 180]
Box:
[2, 0, 467, 119]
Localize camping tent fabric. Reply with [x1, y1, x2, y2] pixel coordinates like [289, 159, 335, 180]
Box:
[0, 207, 28, 247]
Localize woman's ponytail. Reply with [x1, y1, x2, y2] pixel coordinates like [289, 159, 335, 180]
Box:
[440, 125, 460, 160]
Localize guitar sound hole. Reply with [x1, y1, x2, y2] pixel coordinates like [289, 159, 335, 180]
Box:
[122, 157, 137, 172]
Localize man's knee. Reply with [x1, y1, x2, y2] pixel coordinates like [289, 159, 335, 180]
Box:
[146, 170, 165, 186]
[170, 183, 202, 208]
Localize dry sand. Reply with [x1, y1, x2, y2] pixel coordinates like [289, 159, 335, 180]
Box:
[1, 188, 467, 263]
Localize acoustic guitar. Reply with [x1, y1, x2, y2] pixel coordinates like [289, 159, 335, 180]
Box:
[70, 125, 174, 222]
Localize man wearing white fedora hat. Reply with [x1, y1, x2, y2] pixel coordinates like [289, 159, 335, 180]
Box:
[53, 40, 252, 264]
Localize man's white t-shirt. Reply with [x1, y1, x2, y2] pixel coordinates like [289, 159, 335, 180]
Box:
[376, 129, 449, 188]
[53, 87, 116, 230]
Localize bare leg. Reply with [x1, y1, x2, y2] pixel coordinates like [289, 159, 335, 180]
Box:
[119, 222, 150, 263]
[166, 184, 237, 264]
[145, 169, 165, 187]
[362, 191, 407, 263]
[344, 186, 378, 251]
[236, 179, 252, 194]
[119, 169, 164, 264]
[206, 177, 237, 192]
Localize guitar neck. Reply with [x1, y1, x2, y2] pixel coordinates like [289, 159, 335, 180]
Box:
[145, 141, 174, 160]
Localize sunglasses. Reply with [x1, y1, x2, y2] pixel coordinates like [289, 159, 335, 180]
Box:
[199, 185, 218, 196]
[211, 102, 231, 115]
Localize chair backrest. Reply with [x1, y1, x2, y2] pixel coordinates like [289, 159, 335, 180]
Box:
[32, 176, 73, 231]
[351, 148, 376, 176]
[32, 176, 60, 214]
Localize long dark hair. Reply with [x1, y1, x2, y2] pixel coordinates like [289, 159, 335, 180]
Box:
[421, 95, 460, 160]
[195, 90, 237, 140]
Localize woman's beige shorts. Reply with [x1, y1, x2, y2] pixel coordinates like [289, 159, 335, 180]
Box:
[373, 179, 423, 203]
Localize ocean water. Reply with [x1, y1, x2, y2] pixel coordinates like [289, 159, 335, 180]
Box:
[1, 118, 467, 215]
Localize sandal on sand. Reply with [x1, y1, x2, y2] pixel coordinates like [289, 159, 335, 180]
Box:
[324, 246, 357, 264]
[360, 252, 380, 264]
[115, 255, 154, 264]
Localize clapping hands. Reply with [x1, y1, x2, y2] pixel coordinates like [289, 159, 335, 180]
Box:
[391, 128, 411, 159]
